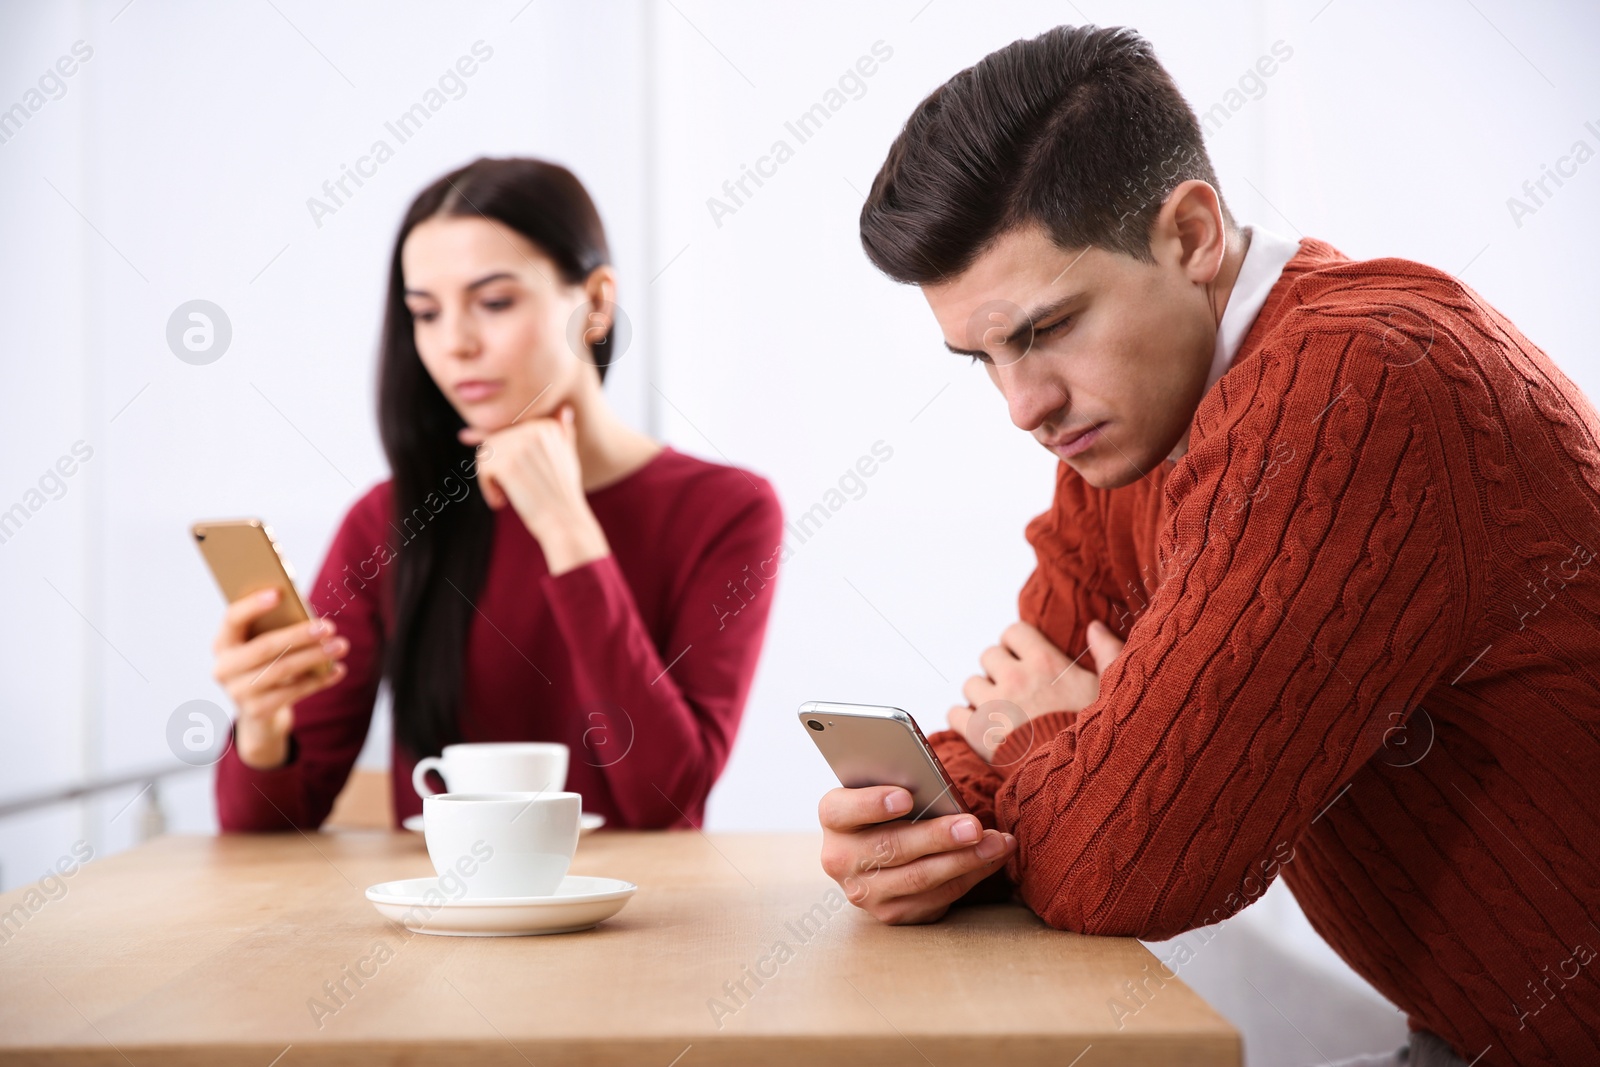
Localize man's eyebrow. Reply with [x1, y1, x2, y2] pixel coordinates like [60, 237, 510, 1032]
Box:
[943, 291, 1085, 356]
[404, 271, 518, 298]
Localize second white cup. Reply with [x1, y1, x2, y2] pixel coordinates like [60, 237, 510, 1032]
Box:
[412, 742, 569, 799]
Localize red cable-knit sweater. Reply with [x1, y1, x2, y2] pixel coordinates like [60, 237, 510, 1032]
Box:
[926, 239, 1600, 1066]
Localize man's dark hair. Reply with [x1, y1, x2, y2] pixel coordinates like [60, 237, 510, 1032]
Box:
[860, 24, 1234, 284]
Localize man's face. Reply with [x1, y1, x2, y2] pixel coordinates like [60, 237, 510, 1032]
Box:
[923, 219, 1220, 489]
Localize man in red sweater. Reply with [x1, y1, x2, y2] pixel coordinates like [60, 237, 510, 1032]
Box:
[816, 24, 1600, 1067]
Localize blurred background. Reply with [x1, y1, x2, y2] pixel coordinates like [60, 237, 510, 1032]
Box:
[2, 0, 1597, 1062]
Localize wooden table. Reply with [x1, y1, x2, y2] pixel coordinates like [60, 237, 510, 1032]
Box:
[0, 830, 1240, 1065]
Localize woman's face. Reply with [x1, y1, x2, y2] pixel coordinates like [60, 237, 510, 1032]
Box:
[402, 215, 600, 432]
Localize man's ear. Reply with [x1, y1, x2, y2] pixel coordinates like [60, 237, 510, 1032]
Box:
[1157, 179, 1228, 285]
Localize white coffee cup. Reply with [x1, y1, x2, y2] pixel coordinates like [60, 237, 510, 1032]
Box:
[423, 791, 581, 898]
[411, 742, 569, 799]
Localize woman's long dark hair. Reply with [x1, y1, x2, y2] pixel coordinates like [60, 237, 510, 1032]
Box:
[377, 157, 615, 759]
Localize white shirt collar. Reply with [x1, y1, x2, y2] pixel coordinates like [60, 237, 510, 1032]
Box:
[1167, 225, 1300, 462]
[1201, 224, 1301, 396]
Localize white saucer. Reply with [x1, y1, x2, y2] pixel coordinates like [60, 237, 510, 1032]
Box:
[401, 811, 606, 835]
[365, 874, 637, 936]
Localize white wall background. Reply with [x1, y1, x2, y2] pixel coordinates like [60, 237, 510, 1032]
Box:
[3, 1, 1597, 1062]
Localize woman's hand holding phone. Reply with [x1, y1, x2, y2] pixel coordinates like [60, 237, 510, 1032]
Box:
[817, 785, 1016, 925]
[211, 587, 349, 769]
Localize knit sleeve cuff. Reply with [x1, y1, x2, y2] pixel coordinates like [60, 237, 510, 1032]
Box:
[990, 710, 1077, 771]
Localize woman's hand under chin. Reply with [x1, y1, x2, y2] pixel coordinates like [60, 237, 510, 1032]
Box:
[458, 404, 611, 575]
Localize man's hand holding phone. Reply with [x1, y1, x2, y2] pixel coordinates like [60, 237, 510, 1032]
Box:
[211, 587, 349, 769]
[818, 785, 1016, 925]
[811, 619, 1125, 926]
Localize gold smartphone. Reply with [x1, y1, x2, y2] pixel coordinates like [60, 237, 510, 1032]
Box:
[191, 518, 331, 676]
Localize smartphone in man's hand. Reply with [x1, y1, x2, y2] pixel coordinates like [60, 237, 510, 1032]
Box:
[798, 701, 967, 819]
[806, 700, 1016, 925]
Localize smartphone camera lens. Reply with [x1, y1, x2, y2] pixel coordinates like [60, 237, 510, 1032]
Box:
[806, 719, 824, 732]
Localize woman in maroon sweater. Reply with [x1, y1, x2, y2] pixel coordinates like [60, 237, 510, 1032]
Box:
[210, 158, 782, 831]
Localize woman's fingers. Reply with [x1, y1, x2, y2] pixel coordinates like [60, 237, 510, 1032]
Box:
[213, 617, 333, 685]
[468, 441, 509, 509]
[479, 469, 507, 509]
[236, 637, 347, 694]
[272, 662, 346, 710]
[214, 594, 352, 770]
[214, 588, 282, 652]
[233, 660, 345, 738]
